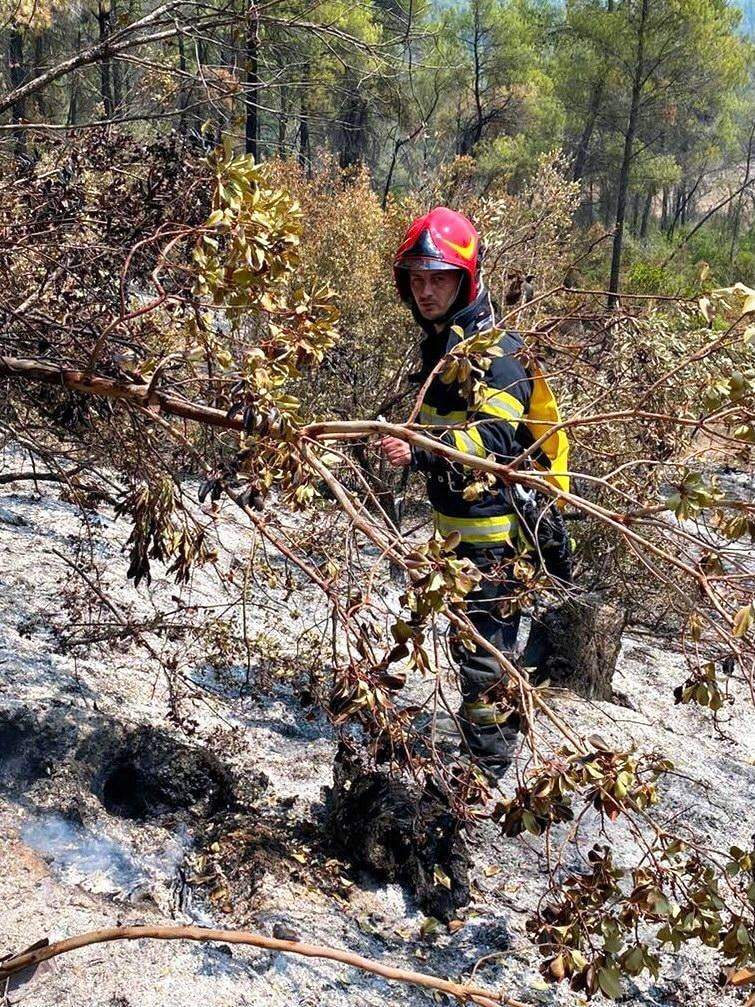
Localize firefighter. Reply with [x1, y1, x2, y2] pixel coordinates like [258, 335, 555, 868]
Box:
[378, 206, 568, 779]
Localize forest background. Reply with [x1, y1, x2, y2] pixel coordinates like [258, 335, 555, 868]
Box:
[2, 0, 754, 295]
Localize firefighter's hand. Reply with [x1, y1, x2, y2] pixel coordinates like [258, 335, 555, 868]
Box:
[379, 436, 411, 468]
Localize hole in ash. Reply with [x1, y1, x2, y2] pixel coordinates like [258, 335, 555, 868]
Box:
[2, 704, 268, 912]
[0, 706, 241, 824]
[98, 726, 237, 821]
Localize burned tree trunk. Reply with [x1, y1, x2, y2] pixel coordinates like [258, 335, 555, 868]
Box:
[523, 594, 626, 701]
[326, 744, 471, 922]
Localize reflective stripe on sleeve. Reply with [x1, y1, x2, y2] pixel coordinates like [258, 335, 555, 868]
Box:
[451, 427, 487, 458]
[475, 385, 525, 424]
[419, 404, 467, 426]
[433, 510, 518, 545]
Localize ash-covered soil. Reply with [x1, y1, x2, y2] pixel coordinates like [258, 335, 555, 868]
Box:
[1, 466, 754, 1007]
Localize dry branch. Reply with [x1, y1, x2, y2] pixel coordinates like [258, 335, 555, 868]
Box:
[0, 4, 187, 116]
[1, 354, 739, 631]
[0, 357, 242, 431]
[0, 924, 525, 1007]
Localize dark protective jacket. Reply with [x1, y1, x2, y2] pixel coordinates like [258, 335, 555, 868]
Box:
[409, 286, 532, 549]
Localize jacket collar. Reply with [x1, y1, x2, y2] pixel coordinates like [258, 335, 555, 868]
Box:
[443, 287, 496, 350]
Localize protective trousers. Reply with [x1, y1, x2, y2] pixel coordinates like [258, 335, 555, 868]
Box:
[451, 547, 521, 778]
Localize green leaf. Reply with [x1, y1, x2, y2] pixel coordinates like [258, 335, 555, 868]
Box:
[602, 921, 623, 955]
[440, 361, 458, 384]
[709, 690, 724, 711]
[391, 619, 413, 645]
[733, 424, 755, 444]
[597, 966, 622, 999]
[420, 916, 440, 936]
[521, 810, 542, 835]
[623, 944, 645, 976]
[650, 892, 672, 917]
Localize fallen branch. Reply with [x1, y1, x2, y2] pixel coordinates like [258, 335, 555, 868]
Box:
[3, 355, 737, 629]
[0, 468, 82, 485]
[0, 356, 242, 431]
[0, 924, 525, 1007]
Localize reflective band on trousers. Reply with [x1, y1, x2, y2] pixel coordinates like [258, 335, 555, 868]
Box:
[462, 700, 514, 726]
[434, 510, 518, 545]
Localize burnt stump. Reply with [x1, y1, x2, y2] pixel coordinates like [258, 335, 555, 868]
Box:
[523, 593, 626, 701]
[326, 744, 471, 922]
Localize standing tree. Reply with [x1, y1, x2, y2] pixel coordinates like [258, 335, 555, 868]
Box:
[557, 0, 749, 301]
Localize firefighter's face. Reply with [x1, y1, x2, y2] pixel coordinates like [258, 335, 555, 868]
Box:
[409, 269, 463, 320]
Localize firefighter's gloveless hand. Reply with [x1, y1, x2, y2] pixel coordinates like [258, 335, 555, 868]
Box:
[379, 436, 411, 467]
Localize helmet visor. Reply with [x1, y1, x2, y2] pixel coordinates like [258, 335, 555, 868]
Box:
[394, 255, 461, 272]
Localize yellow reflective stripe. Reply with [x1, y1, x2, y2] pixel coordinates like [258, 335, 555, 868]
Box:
[434, 511, 518, 545]
[476, 386, 525, 423]
[462, 701, 514, 726]
[467, 425, 485, 455]
[419, 404, 467, 426]
[451, 428, 487, 458]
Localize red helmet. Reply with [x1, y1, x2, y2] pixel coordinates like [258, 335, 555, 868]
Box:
[393, 206, 481, 308]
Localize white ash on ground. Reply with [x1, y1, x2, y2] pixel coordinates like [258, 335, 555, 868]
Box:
[1, 469, 753, 1007]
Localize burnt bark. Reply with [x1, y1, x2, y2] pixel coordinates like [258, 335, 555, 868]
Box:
[327, 744, 471, 922]
[7, 30, 27, 155]
[639, 190, 652, 238]
[338, 77, 368, 167]
[729, 123, 755, 264]
[572, 79, 604, 183]
[244, 4, 260, 159]
[177, 33, 188, 135]
[523, 594, 627, 701]
[298, 61, 311, 174]
[277, 84, 288, 158]
[96, 0, 114, 119]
